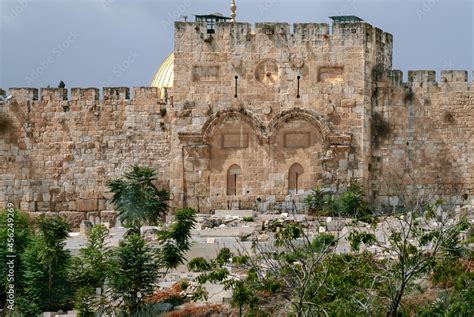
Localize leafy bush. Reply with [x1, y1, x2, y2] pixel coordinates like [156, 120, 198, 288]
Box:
[304, 188, 325, 214]
[305, 184, 370, 218]
[338, 183, 370, 217]
[311, 233, 336, 253]
[242, 216, 254, 222]
[215, 248, 232, 265]
[187, 257, 211, 272]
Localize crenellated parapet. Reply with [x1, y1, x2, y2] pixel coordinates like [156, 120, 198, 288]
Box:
[7, 87, 167, 104]
[174, 20, 392, 48]
[388, 70, 473, 88]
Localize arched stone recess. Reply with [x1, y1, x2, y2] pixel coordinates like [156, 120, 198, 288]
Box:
[267, 107, 354, 196]
[267, 107, 331, 143]
[268, 108, 328, 198]
[203, 109, 269, 209]
[179, 106, 353, 211]
[202, 108, 267, 144]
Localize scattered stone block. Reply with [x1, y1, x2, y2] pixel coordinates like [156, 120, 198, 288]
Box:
[214, 210, 254, 218]
[80, 220, 93, 236]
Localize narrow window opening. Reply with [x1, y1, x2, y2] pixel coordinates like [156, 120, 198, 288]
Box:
[297, 75, 301, 98]
[234, 75, 238, 98]
[288, 163, 304, 195]
[227, 164, 242, 196]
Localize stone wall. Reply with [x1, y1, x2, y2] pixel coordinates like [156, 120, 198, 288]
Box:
[0, 19, 472, 222]
[370, 70, 473, 208]
[0, 87, 171, 225]
[169, 20, 392, 211]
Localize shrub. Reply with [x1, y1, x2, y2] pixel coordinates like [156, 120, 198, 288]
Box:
[242, 216, 254, 222]
[70, 225, 111, 314]
[311, 233, 336, 253]
[443, 111, 455, 124]
[0, 112, 11, 133]
[158, 208, 197, 270]
[215, 248, 233, 265]
[338, 183, 370, 218]
[187, 257, 211, 272]
[304, 184, 370, 218]
[304, 188, 325, 214]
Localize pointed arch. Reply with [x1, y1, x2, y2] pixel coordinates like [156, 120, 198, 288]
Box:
[268, 108, 331, 142]
[202, 108, 267, 143]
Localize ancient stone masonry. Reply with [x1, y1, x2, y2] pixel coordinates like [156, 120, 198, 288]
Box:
[0, 87, 171, 225]
[0, 18, 472, 222]
[370, 70, 473, 209]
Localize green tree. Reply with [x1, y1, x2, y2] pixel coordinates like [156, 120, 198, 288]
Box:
[17, 215, 73, 315]
[0, 208, 31, 311]
[157, 207, 196, 271]
[70, 224, 111, 316]
[107, 165, 169, 230]
[193, 224, 344, 316]
[107, 234, 158, 315]
[349, 199, 468, 317]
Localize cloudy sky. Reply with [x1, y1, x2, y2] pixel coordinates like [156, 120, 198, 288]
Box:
[0, 0, 472, 89]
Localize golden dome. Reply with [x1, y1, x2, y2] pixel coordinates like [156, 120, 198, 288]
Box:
[151, 53, 174, 97]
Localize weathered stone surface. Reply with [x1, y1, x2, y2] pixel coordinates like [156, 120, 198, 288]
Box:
[59, 211, 87, 228]
[1, 19, 472, 227]
[76, 199, 98, 212]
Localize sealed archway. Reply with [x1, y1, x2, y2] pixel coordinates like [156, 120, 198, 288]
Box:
[227, 164, 242, 196]
[288, 163, 304, 194]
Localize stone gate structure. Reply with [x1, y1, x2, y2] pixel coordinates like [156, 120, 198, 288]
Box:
[1, 16, 472, 223]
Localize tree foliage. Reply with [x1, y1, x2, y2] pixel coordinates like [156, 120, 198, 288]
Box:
[17, 215, 73, 315]
[107, 165, 169, 229]
[157, 208, 196, 270]
[70, 225, 111, 315]
[107, 234, 159, 315]
[348, 199, 468, 316]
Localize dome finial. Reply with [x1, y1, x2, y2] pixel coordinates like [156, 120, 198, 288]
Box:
[230, 0, 237, 22]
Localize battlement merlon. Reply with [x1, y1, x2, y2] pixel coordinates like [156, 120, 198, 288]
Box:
[71, 88, 99, 101]
[9, 88, 38, 101]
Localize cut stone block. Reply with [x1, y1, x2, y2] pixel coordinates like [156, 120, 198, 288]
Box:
[214, 210, 255, 218]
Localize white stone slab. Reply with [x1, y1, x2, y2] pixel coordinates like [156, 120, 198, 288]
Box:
[214, 209, 254, 218]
